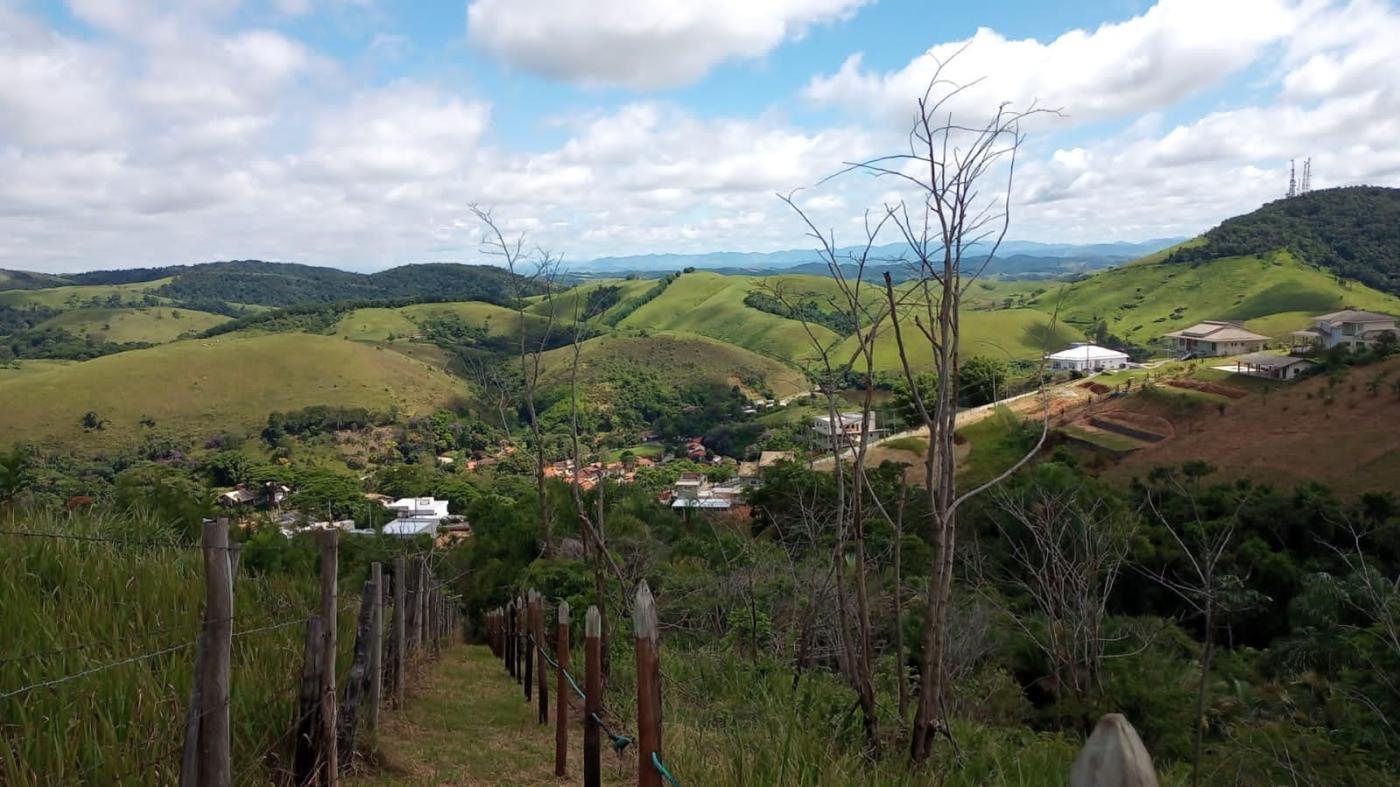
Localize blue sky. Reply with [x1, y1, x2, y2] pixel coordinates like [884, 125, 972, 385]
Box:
[2, 0, 1398, 272]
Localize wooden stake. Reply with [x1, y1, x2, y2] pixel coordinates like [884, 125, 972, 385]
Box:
[555, 601, 570, 777]
[320, 529, 339, 786]
[506, 600, 516, 678]
[524, 591, 535, 702]
[336, 580, 375, 770]
[515, 596, 526, 683]
[537, 596, 549, 725]
[292, 616, 324, 786]
[368, 562, 383, 733]
[197, 518, 233, 787]
[392, 556, 406, 708]
[634, 581, 662, 787]
[584, 605, 602, 787]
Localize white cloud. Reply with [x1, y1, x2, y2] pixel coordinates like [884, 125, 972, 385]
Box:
[466, 0, 870, 89]
[805, 0, 1297, 126]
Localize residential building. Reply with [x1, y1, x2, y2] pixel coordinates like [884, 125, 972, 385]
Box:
[1045, 343, 1129, 372]
[1227, 352, 1317, 380]
[1163, 321, 1270, 357]
[812, 412, 883, 448]
[1289, 309, 1398, 352]
[386, 497, 450, 519]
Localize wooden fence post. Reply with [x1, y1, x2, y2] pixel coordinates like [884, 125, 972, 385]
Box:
[392, 556, 406, 708]
[292, 616, 324, 786]
[196, 518, 233, 787]
[509, 598, 517, 680]
[536, 595, 548, 725]
[368, 562, 383, 733]
[524, 591, 535, 702]
[337, 579, 375, 770]
[320, 529, 339, 786]
[515, 596, 526, 684]
[182, 538, 242, 787]
[415, 558, 428, 656]
[555, 601, 570, 777]
[635, 581, 662, 787]
[584, 605, 601, 787]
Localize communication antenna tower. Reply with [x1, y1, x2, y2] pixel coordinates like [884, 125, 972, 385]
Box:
[1301, 157, 1312, 194]
[1287, 159, 1297, 198]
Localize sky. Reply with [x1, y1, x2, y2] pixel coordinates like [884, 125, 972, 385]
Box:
[1, 0, 1398, 273]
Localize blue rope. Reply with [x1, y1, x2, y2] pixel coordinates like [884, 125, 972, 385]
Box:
[652, 751, 681, 787]
[525, 634, 633, 753]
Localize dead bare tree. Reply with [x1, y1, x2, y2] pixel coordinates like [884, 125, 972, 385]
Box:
[814, 61, 1054, 764]
[472, 206, 561, 556]
[985, 477, 1135, 702]
[760, 202, 898, 752]
[1140, 465, 1254, 787]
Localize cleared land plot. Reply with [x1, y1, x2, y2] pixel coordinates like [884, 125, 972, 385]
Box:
[0, 278, 173, 309]
[1106, 356, 1400, 494]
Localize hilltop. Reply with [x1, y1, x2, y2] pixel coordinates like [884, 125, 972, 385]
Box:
[1169, 186, 1400, 294]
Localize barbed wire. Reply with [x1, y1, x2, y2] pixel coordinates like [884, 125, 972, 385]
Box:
[0, 617, 224, 666]
[0, 528, 228, 550]
[0, 639, 196, 700]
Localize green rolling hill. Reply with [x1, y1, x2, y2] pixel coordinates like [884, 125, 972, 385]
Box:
[1046, 250, 1400, 344]
[35, 306, 230, 344]
[0, 333, 468, 451]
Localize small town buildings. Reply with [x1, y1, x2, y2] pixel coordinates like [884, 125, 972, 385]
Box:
[1226, 352, 1317, 380]
[218, 483, 288, 509]
[1290, 309, 1398, 352]
[812, 412, 883, 448]
[1164, 321, 1270, 357]
[1046, 343, 1129, 373]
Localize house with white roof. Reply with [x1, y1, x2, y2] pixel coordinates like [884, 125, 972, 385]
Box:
[1163, 321, 1270, 357]
[1289, 309, 1397, 352]
[812, 412, 883, 448]
[1045, 343, 1129, 373]
[386, 497, 450, 519]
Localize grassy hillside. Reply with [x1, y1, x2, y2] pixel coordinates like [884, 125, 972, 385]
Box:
[0, 278, 172, 309]
[1171, 186, 1400, 294]
[0, 333, 468, 450]
[0, 269, 70, 290]
[618, 272, 844, 363]
[526, 278, 656, 323]
[1047, 251, 1400, 344]
[36, 306, 229, 344]
[538, 331, 809, 399]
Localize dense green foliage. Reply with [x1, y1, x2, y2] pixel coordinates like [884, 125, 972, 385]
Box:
[743, 289, 857, 335]
[1172, 187, 1400, 294]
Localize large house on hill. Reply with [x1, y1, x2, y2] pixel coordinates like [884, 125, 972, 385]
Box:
[1164, 320, 1270, 357]
[1289, 309, 1398, 352]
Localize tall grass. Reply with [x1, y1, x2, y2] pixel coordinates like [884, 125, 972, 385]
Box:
[0, 508, 355, 785]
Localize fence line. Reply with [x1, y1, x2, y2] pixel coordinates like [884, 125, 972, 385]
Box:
[493, 582, 684, 787]
[1, 519, 464, 786]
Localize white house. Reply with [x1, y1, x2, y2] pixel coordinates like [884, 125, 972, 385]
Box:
[1045, 343, 1129, 373]
[386, 497, 450, 519]
[1163, 321, 1270, 357]
[1227, 352, 1317, 380]
[1290, 309, 1398, 352]
[812, 412, 882, 448]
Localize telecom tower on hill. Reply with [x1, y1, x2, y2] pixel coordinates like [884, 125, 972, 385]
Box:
[1286, 157, 1312, 198]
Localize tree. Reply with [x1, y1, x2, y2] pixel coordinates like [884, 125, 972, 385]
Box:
[80, 410, 106, 431]
[842, 58, 1051, 765]
[960, 355, 1009, 407]
[0, 446, 33, 508]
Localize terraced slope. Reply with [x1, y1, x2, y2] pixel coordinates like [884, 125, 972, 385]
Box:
[0, 333, 468, 450]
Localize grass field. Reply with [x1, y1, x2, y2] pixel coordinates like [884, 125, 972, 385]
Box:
[1046, 251, 1400, 345]
[538, 331, 809, 399]
[527, 278, 656, 323]
[0, 333, 469, 450]
[0, 359, 76, 380]
[0, 278, 173, 309]
[332, 307, 422, 341]
[35, 306, 229, 344]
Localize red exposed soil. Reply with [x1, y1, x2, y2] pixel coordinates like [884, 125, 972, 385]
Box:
[1078, 381, 1112, 395]
[1105, 358, 1400, 494]
[1164, 378, 1248, 399]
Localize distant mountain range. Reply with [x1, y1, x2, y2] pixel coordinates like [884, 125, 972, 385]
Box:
[570, 238, 1187, 278]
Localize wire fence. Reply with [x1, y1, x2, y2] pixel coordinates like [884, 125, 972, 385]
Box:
[0, 523, 459, 785]
[497, 589, 684, 787]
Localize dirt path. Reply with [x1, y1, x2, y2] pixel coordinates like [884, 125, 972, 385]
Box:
[350, 645, 634, 786]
